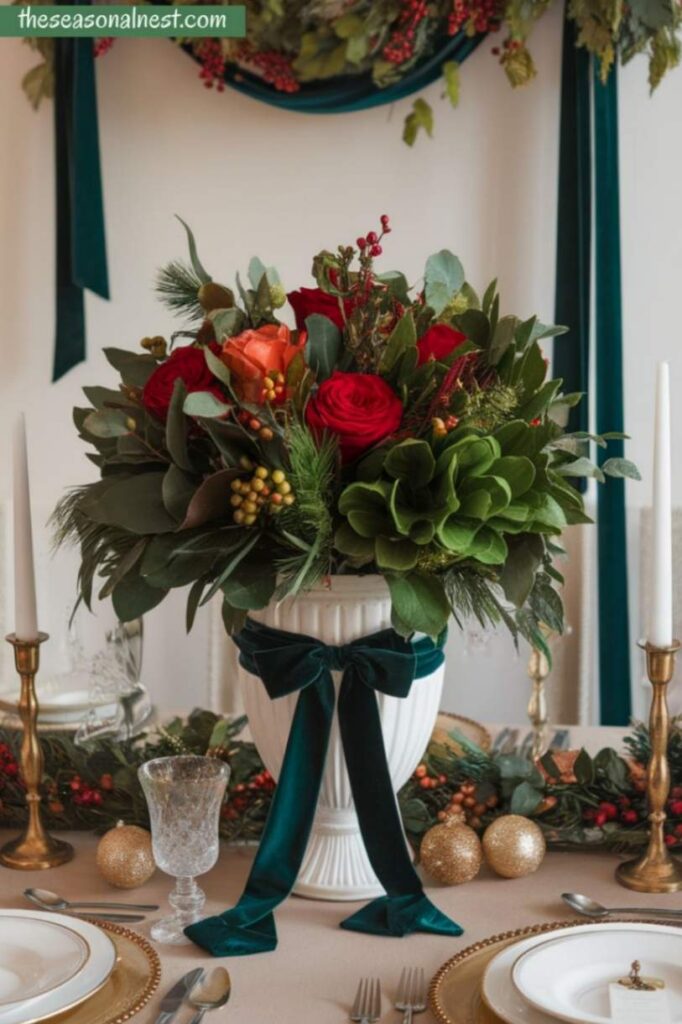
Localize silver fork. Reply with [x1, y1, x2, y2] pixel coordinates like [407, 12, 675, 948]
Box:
[350, 977, 381, 1024]
[395, 967, 427, 1024]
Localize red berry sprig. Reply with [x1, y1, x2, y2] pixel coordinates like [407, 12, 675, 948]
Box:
[197, 39, 226, 91]
[383, 0, 429, 65]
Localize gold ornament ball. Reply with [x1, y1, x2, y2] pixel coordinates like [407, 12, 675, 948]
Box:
[420, 820, 483, 886]
[482, 815, 546, 878]
[96, 821, 156, 889]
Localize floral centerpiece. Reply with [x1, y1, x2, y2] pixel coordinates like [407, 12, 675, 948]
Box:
[55, 215, 634, 651]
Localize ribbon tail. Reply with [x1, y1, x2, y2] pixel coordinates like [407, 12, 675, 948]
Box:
[53, 24, 108, 382]
[338, 671, 462, 939]
[185, 677, 335, 956]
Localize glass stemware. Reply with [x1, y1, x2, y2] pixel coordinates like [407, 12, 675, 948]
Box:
[139, 755, 229, 944]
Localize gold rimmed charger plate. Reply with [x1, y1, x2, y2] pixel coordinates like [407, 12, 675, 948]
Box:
[28, 920, 161, 1024]
[428, 919, 648, 1024]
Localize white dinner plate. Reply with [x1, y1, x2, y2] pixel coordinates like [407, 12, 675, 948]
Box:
[0, 910, 116, 1024]
[482, 922, 682, 1024]
[0, 916, 89, 1007]
[512, 925, 682, 1024]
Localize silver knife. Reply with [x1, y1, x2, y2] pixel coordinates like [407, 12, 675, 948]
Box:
[155, 968, 205, 1024]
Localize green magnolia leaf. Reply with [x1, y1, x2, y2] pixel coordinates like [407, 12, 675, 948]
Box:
[573, 749, 594, 785]
[186, 578, 207, 633]
[98, 540, 146, 600]
[112, 573, 168, 622]
[82, 409, 131, 439]
[518, 379, 562, 421]
[601, 457, 641, 481]
[103, 348, 158, 389]
[183, 391, 231, 418]
[436, 517, 478, 553]
[181, 468, 239, 530]
[80, 473, 176, 534]
[384, 439, 435, 487]
[221, 559, 277, 610]
[453, 308, 490, 348]
[489, 315, 519, 364]
[403, 98, 433, 146]
[499, 535, 544, 607]
[334, 523, 375, 562]
[175, 215, 211, 284]
[347, 508, 392, 538]
[379, 312, 417, 374]
[387, 571, 450, 638]
[166, 379, 193, 472]
[442, 60, 460, 107]
[82, 386, 130, 411]
[424, 250, 465, 316]
[488, 456, 535, 498]
[304, 314, 342, 382]
[468, 527, 508, 564]
[375, 536, 419, 571]
[162, 465, 196, 521]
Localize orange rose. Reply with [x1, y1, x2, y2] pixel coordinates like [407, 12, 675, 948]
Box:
[221, 324, 306, 403]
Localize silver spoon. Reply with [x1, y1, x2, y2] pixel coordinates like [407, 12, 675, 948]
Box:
[563, 892, 682, 920]
[24, 888, 150, 922]
[25, 887, 158, 913]
[188, 968, 231, 1024]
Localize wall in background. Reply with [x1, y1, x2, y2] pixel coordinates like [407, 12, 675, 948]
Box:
[1, 4, 680, 723]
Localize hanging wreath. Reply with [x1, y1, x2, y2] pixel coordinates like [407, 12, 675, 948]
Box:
[19, 0, 682, 143]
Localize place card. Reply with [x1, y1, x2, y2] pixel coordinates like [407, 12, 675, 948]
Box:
[609, 978, 669, 1023]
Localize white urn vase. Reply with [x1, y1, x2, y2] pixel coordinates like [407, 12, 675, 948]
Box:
[237, 575, 444, 901]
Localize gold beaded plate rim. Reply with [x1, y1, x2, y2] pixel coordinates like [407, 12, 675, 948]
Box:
[428, 918, 661, 1024]
[24, 919, 162, 1024]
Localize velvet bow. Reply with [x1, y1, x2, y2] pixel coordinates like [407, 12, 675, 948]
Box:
[185, 618, 461, 956]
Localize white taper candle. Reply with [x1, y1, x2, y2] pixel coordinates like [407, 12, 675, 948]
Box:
[13, 414, 39, 641]
[650, 361, 673, 648]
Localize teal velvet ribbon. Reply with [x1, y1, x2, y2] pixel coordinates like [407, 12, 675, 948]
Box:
[185, 618, 461, 956]
[553, 13, 631, 725]
[53, 22, 108, 381]
[593, 65, 631, 725]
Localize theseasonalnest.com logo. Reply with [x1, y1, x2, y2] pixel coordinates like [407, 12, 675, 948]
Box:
[0, 4, 246, 37]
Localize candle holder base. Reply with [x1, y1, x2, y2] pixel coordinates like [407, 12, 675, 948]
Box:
[0, 632, 75, 871]
[616, 850, 682, 893]
[0, 832, 74, 871]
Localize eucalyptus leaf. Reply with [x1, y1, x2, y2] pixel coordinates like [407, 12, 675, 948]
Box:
[82, 409, 131, 439]
[387, 572, 450, 638]
[183, 391, 231, 418]
[304, 314, 342, 382]
[424, 250, 465, 315]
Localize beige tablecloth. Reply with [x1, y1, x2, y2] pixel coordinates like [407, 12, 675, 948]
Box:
[0, 725, 665, 1024]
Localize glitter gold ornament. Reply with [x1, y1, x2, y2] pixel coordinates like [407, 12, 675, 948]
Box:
[420, 819, 483, 886]
[482, 814, 546, 878]
[96, 821, 156, 889]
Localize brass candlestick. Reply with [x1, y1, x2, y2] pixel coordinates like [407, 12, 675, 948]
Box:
[0, 634, 74, 870]
[616, 639, 682, 892]
[527, 641, 550, 759]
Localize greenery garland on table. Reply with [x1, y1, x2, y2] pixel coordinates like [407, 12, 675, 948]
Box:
[20, 0, 682, 141]
[1, 710, 682, 856]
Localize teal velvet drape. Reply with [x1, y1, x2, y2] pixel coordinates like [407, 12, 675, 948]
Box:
[53, 21, 108, 381]
[186, 619, 461, 956]
[553, 19, 631, 724]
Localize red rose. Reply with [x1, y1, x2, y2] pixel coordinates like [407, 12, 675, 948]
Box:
[288, 287, 349, 332]
[416, 324, 467, 366]
[142, 344, 225, 421]
[306, 371, 403, 463]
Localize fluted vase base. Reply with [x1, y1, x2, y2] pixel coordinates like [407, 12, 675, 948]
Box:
[238, 576, 444, 902]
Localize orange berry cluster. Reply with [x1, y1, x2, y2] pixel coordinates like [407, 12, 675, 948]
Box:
[431, 414, 459, 438]
[260, 372, 286, 404]
[441, 780, 498, 830]
[236, 410, 274, 442]
[230, 462, 294, 526]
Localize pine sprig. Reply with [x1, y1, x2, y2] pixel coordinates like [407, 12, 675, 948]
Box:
[156, 260, 204, 320]
[275, 423, 338, 596]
